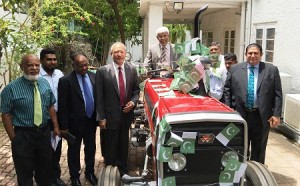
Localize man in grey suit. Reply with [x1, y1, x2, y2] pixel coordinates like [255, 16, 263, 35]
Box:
[224, 43, 282, 164]
[144, 26, 178, 76]
[95, 42, 140, 176]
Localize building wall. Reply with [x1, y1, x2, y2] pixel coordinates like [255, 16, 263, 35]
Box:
[201, 8, 242, 60]
[251, 0, 300, 93]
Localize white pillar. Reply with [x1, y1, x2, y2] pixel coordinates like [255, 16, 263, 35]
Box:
[145, 5, 163, 51]
[239, 2, 247, 62]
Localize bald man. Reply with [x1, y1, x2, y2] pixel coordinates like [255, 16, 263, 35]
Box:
[0, 54, 60, 185]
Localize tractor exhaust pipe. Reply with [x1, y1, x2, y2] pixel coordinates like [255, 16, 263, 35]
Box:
[194, 4, 209, 38]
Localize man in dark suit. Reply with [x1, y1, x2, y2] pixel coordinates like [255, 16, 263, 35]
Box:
[58, 53, 97, 186]
[95, 42, 140, 176]
[144, 26, 178, 77]
[224, 43, 282, 164]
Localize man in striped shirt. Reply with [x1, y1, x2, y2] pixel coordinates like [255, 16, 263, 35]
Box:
[0, 54, 60, 186]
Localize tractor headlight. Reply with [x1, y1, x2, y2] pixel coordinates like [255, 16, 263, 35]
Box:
[221, 151, 239, 167]
[168, 153, 187, 171]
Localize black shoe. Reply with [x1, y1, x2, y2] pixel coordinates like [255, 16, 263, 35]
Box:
[85, 174, 97, 186]
[52, 178, 67, 186]
[71, 178, 81, 186]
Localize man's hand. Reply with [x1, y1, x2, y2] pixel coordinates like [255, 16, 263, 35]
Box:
[123, 101, 135, 113]
[99, 119, 107, 129]
[53, 127, 60, 136]
[268, 116, 280, 128]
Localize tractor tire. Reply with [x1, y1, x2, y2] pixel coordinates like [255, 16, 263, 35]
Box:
[98, 165, 121, 186]
[245, 161, 277, 186]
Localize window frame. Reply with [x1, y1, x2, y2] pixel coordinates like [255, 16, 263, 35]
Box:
[202, 31, 214, 47]
[254, 24, 276, 63]
[224, 30, 235, 54]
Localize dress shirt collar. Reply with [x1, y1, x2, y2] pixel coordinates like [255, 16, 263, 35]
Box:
[112, 61, 125, 71]
[40, 66, 58, 77]
[160, 43, 170, 51]
[247, 63, 260, 69]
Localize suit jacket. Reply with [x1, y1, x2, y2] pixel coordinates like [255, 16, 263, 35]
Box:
[58, 70, 97, 131]
[144, 43, 179, 70]
[224, 62, 282, 127]
[95, 62, 140, 129]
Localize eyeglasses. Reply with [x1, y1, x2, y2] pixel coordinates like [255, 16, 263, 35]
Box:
[157, 34, 169, 40]
[74, 63, 90, 69]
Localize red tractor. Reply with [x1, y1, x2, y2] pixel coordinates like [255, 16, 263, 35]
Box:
[98, 77, 277, 186]
[98, 5, 277, 185]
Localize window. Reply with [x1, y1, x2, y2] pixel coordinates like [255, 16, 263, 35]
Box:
[224, 30, 235, 53]
[255, 26, 276, 63]
[202, 32, 213, 47]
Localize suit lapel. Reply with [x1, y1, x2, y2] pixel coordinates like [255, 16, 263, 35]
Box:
[109, 64, 120, 97]
[124, 63, 131, 98]
[157, 44, 162, 58]
[71, 71, 84, 101]
[257, 62, 265, 91]
[87, 71, 95, 86]
[241, 62, 248, 93]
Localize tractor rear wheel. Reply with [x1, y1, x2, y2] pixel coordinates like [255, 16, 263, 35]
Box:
[98, 165, 121, 186]
[245, 161, 277, 186]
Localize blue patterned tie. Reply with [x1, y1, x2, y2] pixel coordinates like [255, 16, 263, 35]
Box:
[82, 75, 94, 118]
[247, 66, 255, 109]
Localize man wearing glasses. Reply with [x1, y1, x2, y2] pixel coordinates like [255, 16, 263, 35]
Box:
[57, 53, 97, 186]
[144, 26, 178, 77]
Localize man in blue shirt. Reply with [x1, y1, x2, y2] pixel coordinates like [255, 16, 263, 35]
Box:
[39, 48, 65, 186]
[0, 54, 60, 186]
[58, 53, 97, 186]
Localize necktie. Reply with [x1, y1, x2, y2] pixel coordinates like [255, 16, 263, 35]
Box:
[160, 46, 167, 66]
[33, 81, 42, 126]
[118, 67, 126, 106]
[82, 75, 94, 118]
[247, 66, 255, 109]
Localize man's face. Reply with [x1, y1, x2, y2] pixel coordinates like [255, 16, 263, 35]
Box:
[246, 47, 262, 66]
[21, 55, 40, 81]
[111, 43, 126, 66]
[209, 46, 221, 54]
[156, 32, 169, 46]
[225, 59, 237, 70]
[41, 54, 57, 72]
[72, 55, 89, 75]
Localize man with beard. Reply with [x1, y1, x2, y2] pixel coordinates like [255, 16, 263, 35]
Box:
[39, 48, 66, 186]
[0, 54, 60, 186]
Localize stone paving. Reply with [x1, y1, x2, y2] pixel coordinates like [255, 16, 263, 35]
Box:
[1, 126, 300, 185]
[0, 127, 105, 186]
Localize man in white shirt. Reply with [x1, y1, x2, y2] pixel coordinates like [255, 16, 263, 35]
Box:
[209, 42, 226, 71]
[206, 42, 227, 100]
[39, 48, 65, 186]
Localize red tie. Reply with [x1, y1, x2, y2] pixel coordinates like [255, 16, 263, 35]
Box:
[118, 67, 126, 106]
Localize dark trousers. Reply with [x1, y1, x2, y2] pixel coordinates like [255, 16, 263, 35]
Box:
[245, 110, 270, 164]
[12, 125, 52, 186]
[52, 138, 62, 179]
[67, 117, 97, 179]
[103, 116, 130, 174]
[49, 119, 62, 180]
